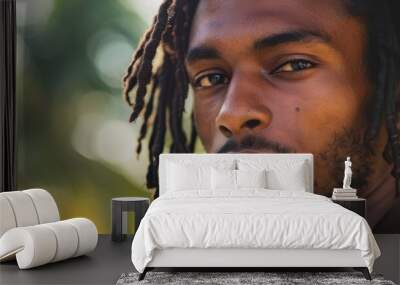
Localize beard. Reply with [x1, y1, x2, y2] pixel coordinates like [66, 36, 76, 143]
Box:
[215, 126, 376, 196]
[314, 127, 375, 196]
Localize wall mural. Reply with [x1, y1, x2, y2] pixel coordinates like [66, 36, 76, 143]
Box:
[123, 0, 400, 233]
[17, 0, 399, 233]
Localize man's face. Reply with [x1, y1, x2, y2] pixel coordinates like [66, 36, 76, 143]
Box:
[185, 0, 383, 195]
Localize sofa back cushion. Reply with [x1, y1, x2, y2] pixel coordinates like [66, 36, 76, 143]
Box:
[0, 189, 60, 238]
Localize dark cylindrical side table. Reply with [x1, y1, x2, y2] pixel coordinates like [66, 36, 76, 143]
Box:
[111, 197, 149, 242]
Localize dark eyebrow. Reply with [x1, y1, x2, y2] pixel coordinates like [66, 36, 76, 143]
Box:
[253, 30, 331, 50]
[186, 30, 331, 64]
[186, 46, 221, 64]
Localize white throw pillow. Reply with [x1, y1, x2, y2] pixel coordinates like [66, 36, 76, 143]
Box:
[266, 165, 307, 191]
[167, 162, 210, 191]
[236, 169, 267, 189]
[166, 159, 236, 192]
[237, 159, 308, 191]
[211, 168, 236, 190]
[211, 169, 267, 190]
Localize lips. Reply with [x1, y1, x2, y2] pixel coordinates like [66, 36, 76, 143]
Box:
[216, 135, 296, 154]
[227, 148, 280, 154]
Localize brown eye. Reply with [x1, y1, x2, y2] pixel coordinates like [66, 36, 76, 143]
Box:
[273, 59, 315, 74]
[193, 73, 229, 89]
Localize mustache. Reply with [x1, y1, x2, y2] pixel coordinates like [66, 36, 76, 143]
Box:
[217, 135, 296, 154]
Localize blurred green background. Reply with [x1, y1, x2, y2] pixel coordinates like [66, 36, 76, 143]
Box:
[15, 0, 165, 233]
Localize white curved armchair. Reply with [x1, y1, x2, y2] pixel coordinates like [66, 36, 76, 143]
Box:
[0, 189, 98, 269]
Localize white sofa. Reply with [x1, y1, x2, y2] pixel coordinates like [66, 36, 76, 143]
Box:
[0, 189, 98, 269]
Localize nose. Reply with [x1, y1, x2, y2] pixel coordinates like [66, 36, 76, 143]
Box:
[215, 75, 271, 138]
[218, 114, 270, 138]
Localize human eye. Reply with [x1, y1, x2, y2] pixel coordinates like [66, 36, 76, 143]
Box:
[271, 59, 316, 74]
[192, 72, 229, 90]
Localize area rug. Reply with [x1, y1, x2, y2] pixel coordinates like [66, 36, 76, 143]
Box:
[116, 271, 396, 285]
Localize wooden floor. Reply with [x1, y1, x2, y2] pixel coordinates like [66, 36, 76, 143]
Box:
[0, 235, 134, 285]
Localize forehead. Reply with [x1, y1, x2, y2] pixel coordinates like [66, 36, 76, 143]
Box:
[189, 0, 361, 50]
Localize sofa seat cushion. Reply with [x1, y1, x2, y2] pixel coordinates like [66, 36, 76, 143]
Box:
[0, 218, 98, 269]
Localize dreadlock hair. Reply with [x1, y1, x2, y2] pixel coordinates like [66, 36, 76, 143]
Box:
[123, 0, 199, 197]
[123, 0, 400, 199]
[356, 1, 400, 197]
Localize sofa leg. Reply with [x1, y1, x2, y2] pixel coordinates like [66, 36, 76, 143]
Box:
[138, 268, 148, 281]
[354, 267, 371, 280]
